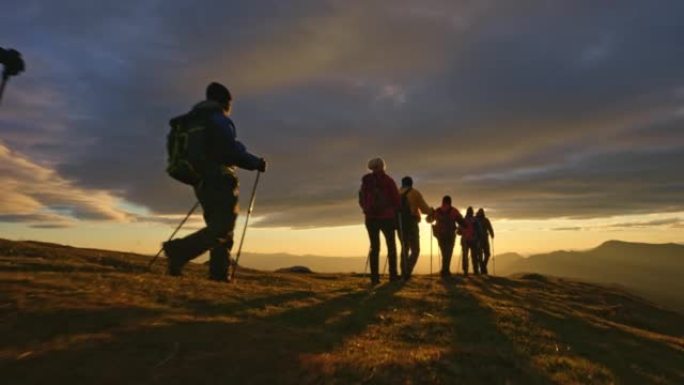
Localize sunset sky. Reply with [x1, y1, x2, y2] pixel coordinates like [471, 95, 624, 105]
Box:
[1, 1, 683, 265]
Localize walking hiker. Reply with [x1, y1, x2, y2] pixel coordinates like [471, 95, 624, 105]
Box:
[162, 82, 267, 281]
[398, 176, 434, 280]
[458, 207, 481, 276]
[476, 208, 495, 275]
[432, 196, 465, 278]
[359, 158, 401, 285]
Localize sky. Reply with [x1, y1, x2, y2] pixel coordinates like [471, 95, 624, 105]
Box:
[1, 0, 684, 265]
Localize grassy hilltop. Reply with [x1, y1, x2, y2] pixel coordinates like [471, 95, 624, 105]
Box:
[1, 239, 683, 385]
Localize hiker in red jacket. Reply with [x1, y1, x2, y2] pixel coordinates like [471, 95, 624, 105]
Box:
[432, 196, 465, 278]
[458, 206, 481, 276]
[359, 157, 401, 284]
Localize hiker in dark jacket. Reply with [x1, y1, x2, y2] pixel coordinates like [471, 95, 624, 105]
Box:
[398, 176, 434, 280]
[432, 196, 465, 278]
[163, 82, 266, 281]
[359, 157, 401, 284]
[476, 208, 495, 275]
[458, 206, 481, 276]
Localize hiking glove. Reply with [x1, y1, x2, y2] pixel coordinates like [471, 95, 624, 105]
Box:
[257, 158, 267, 173]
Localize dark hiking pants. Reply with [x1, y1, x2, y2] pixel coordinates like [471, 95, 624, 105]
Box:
[399, 217, 420, 278]
[167, 173, 239, 280]
[461, 240, 480, 275]
[437, 234, 456, 275]
[365, 218, 398, 282]
[480, 237, 491, 274]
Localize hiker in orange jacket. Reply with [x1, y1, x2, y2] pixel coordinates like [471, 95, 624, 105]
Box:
[458, 206, 481, 276]
[359, 158, 401, 284]
[432, 196, 465, 278]
[398, 176, 434, 280]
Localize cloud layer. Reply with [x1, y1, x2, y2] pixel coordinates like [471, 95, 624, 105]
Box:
[1, 0, 684, 229]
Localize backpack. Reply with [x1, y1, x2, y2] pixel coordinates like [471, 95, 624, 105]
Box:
[166, 113, 208, 186]
[364, 174, 390, 215]
[460, 217, 475, 241]
[433, 207, 456, 237]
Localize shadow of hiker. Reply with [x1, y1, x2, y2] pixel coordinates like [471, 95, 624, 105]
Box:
[436, 279, 555, 385]
[3, 282, 403, 385]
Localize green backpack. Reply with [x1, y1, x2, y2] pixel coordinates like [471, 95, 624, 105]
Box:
[166, 113, 208, 186]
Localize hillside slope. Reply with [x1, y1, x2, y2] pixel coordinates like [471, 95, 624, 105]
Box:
[497, 241, 684, 311]
[1, 239, 683, 385]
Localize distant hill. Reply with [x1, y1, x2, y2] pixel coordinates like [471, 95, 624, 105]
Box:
[237, 252, 366, 273]
[1, 238, 682, 385]
[495, 240, 684, 312]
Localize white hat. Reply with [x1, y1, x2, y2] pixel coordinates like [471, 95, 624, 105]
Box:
[367, 157, 386, 171]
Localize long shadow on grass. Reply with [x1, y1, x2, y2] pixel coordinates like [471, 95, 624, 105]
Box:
[3, 282, 402, 385]
[470, 277, 684, 385]
[436, 278, 554, 385]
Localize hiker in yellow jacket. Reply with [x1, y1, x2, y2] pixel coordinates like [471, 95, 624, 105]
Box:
[398, 176, 434, 280]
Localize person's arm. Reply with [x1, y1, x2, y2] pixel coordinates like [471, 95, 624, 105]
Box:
[387, 177, 401, 213]
[210, 113, 262, 170]
[452, 209, 466, 228]
[414, 190, 434, 217]
[487, 218, 494, 238]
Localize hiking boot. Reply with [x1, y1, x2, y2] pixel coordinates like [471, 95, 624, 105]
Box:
[163, 240, 185, 277]
[440, 271, 452, 279]
[389, 274, 401, 282]
[370, 277, 380, 286]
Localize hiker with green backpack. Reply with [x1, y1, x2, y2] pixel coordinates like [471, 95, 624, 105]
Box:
[162, 82, 266, 281]
[398, 176, 434, 280]
[359, 158, 401, 285]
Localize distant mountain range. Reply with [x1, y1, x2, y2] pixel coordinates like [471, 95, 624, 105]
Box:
[493, 240, 684, 312]
[238, 240, 684, 312]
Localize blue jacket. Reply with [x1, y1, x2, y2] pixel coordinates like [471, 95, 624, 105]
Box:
[192, 100, 261, 173]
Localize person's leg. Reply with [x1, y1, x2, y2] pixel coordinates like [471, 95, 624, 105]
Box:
[481, 238, 491, 275]
[461, 242, 469, 275]
[202, 174, 239, 281]
[442, 236, 455, 276]
[163, 176, 234, 276]
[470, 242, 480, 275]
[399, 222, 409, 279]
[438, 237, 448, 274]
[380, 219, 399, 280]
[406, 219, 420, 277]
[365, 218, 381, 284]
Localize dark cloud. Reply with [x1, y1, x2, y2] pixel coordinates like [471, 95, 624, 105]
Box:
[1, 0, 684, 229]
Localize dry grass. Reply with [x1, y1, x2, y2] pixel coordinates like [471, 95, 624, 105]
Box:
[1, 239, 682, 385]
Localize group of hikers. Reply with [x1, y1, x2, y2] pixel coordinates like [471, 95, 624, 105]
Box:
[156, 81, 494, 284]
[359, 158, 495, 285]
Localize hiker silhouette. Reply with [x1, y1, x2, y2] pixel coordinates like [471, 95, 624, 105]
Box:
[162, 82, 266, 282]
[398, 176, 434, 280]
[359, 157, 400, 285]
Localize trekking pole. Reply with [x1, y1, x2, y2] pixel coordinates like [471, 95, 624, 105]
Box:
[148, 201, 200, 269]
[230, 171, 261, 281]
[492, 236, 495, 276]
[430, 226, 433, 277]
